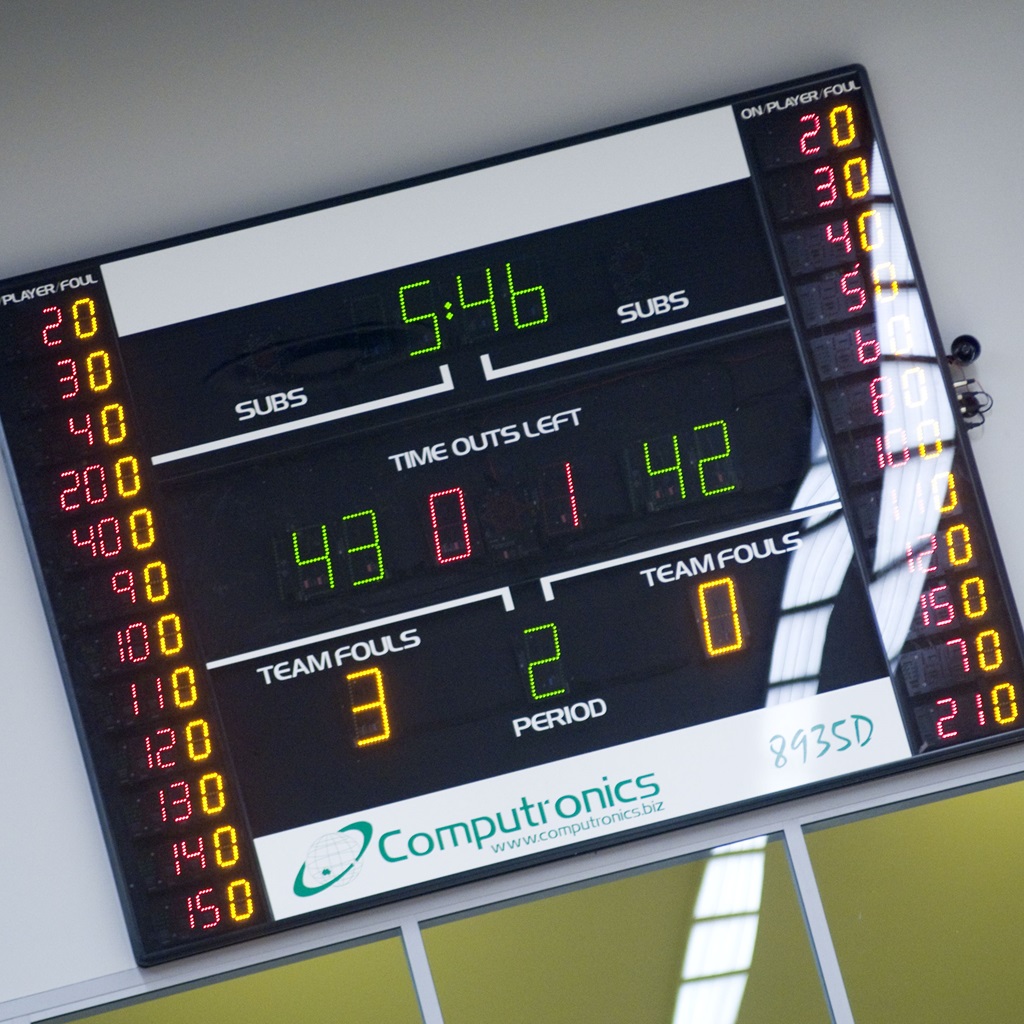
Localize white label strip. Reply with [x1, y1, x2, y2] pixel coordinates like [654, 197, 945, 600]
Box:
[102, 106, 747, 337]
[254, 677, 910, 921]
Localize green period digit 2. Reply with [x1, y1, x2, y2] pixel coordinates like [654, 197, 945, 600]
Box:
[523, 622, 565, 700]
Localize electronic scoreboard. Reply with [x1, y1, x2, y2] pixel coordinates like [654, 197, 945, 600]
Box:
[1, 66, 1019, 964]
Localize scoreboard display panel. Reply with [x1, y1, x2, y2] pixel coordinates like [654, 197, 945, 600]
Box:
[1, 65, 1020, 964]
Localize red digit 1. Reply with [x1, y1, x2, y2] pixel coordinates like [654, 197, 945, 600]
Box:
[563, 462, 580, 528]
[976, 693, 988, 727]
[428, 487, 472, 564]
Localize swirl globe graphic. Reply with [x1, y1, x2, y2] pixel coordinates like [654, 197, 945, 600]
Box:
[294, 821, 373, 897]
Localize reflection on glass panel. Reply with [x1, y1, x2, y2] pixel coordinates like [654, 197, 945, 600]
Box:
[807, 779, 1024, 1023]
[50, 935, 422, 1024]
[423, 837, 830, 1024]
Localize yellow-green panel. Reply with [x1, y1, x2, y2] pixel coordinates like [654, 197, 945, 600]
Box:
[424, 838, 830, 1024]
[62, 935, 422, 1024]
[807, 778, 1024, 1024]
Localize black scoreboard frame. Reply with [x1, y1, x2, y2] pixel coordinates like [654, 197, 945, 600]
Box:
[1, 64, 1020, 965]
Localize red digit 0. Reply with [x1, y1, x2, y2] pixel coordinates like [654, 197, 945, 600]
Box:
[429, 487, 472, 564]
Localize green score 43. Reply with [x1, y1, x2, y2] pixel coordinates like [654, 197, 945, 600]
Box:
[288, 511, 384, 597]
[399, 262, 549, 355]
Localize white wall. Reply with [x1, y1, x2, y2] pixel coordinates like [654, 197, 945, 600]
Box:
[1, 0, 1021, 1014]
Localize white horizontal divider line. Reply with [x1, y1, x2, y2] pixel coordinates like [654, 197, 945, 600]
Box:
[480, 297, 786, 380]
[152, 364, 454, 466]
[206, 585, 515, 670]
[539, 501, 843, 601]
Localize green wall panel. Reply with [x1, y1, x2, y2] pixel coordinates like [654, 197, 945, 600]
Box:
[424, 838, 829, 1023]
[807, 778, 1024, 1024]
[61, 935, 422, 1024]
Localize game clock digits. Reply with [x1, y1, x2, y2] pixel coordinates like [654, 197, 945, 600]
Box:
[0, 66, 1020, 964]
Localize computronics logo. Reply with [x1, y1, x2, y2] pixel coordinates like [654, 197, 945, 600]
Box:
[291, 772, 663, 897]
[293, 821, 373, 896]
